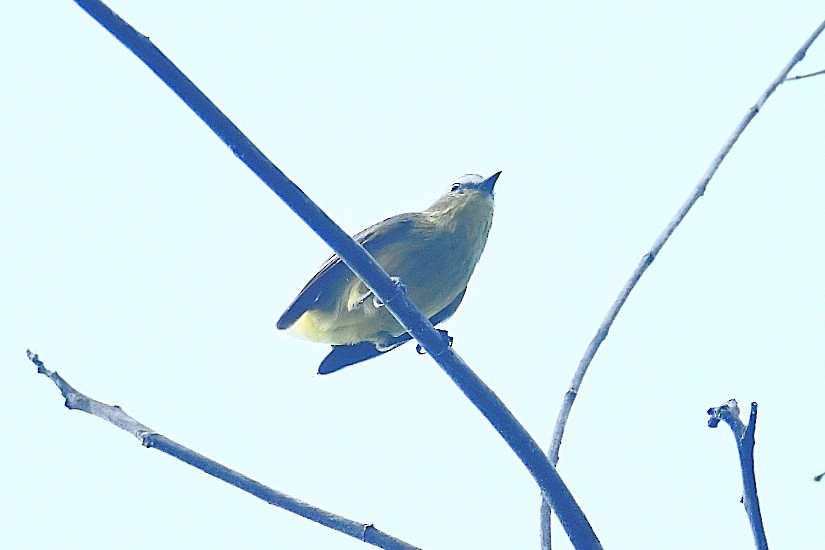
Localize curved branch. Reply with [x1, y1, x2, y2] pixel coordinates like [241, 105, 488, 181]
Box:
[540, 17, 825, 550]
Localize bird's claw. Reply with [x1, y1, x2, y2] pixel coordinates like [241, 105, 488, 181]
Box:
[416, 330, 453, 355]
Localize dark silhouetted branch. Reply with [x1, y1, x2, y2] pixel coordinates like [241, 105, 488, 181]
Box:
[60, 1, 602, 547]
[707, 400, 768, 550]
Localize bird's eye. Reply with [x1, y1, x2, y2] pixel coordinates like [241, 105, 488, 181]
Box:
[450, 183, 461, 192]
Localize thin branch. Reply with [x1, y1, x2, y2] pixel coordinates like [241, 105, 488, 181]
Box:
[786, 68, 825, 81]
[26, 350, 421, 550]
[69, 1, 601, 547]
[707, 400, 768, 550]
[540, 17, 825, 549]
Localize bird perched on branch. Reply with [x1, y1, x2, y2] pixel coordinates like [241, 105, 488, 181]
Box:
[277, 171, 500, 374]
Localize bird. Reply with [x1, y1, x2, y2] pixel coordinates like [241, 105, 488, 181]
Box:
[277, 171, 500, 374]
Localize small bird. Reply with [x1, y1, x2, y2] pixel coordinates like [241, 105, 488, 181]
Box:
[277, 171, 500, 374]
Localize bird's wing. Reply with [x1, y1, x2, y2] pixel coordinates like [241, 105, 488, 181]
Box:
[429, 287, 466, 325]
[318, 340, 397, 374]
[316, 287, 467, 374]
[276, 214, 417, 330]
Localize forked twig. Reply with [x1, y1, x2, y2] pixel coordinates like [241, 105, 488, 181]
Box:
[708, 400, 768, 550]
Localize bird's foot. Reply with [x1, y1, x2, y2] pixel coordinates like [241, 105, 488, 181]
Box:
[416, 329, 454, 355]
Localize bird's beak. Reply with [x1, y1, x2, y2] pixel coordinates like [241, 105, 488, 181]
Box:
[480, 171, 502, 195]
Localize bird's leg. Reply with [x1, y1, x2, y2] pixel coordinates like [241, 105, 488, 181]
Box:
[416, 329, 454, 355]
[353, 289, 373, 308]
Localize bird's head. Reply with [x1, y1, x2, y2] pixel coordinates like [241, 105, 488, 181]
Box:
[447, 171, 501, 197]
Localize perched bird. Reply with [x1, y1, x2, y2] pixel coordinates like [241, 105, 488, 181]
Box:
[277, 171, 500, 374]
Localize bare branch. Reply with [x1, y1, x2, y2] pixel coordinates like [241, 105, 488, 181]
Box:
[26, 350, 421, 550]
[540, 17, 825, 549]
[707, 400, 768, 550]
[786, 68, 825, 81]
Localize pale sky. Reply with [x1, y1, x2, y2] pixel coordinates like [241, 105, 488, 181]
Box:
[3, 2, 825, 549]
